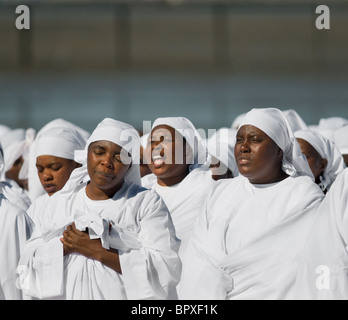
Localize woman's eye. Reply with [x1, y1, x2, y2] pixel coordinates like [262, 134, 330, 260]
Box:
[51, 166, 62, 172]
[251, 137, 262, 143]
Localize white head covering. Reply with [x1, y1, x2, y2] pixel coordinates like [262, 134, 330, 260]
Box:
[0, 125, 11, 138]
[295, 130, 346, 191]
[61, 118, 141, 195]
[334, 126, 348, 155]
[283, 109, 308, 132]
[231, 113, 246, 130]
[0, 127, 36, 180]
[318, 129, 335, 143]
[316, 117, 348, 144]
[35, 127, 87, 161]
[152, 117, 210, 171]
[238, 108, 314, 179]
[28, 119, 90, 201]
[318, 117, 348, 131]
[207, 128, 239, 178]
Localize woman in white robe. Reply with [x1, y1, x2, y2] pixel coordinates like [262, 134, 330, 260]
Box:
[295, 168, 348, 300]
[27, 126, 88, 227]
[0, 143, 31, 211]
[179, 108, 324, 300]
[142, 117, 215, 259]
[295, 130, 346, 193]
[0, 128, 35, 210]
[1, 127, 35, 191]
[0, 147, 34, 300]
[18, 118, 181, 300]
[27, 118, 90, 202]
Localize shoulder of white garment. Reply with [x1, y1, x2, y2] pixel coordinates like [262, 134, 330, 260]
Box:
[325, 168, 348, 198]
[0, 196, 32, 225]
[123, 182, 168, 213]
[205, 175, 324, 208]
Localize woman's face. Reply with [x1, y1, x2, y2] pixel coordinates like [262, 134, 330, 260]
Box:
[296, 138, 328, 184]
[36, 155, 80, 196]
[87, 140, 131, 199]
[147, 125, 190, 186]
[235, 125, 285, 184]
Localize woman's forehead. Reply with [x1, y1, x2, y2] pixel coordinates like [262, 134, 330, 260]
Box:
[237, 125, 268, 137]
[151, 125, 175, 134]
[89, 140, 122, 151]
[151, 125, 184, 140]
[36, 155, 72, 165]
[296, 138, 322, 158]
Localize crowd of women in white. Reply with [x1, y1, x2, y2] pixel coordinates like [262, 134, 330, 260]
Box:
[0, 108, 348, 300]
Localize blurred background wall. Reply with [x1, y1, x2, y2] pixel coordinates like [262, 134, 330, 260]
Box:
[0, 0, 347, 133]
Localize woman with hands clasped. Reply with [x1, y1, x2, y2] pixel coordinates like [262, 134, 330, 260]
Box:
[18, 118, 181, 300]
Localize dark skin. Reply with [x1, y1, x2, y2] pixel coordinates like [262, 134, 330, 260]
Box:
[343, 154, 348, 167]
[5, 156, 28, 190]
[147, 125, 191, 187]
[36, 155, 81, 196]
[140, 145, 152, 178]
[296, 138, 328, 185]
[209, 156, 233, 181]
[60, 141, 132, 275]
[235, 125, 289, 184]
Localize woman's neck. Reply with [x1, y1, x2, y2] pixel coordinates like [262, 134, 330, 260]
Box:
[157, 171, 189, 187]
[85, 180, 124, 200]
[249, 170, 289, 185]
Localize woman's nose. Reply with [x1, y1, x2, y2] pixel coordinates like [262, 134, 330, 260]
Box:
[42, 170, 53, 181]
[240, 140, 250, 153]
[101, 154, 114, 168]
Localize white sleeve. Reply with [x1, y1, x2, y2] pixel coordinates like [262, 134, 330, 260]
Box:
[18, 228, 64, 299]
[119, 192, 181, 300]
[0, 205, 33, 300]
[178, 188, 232, 300]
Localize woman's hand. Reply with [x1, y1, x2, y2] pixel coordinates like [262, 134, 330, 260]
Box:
[60, 223, 101, 259]
[60, 222, 122, 274]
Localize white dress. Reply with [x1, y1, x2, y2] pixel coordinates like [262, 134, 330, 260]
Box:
[0, 190, 33, 300]
[144, 168, 215, 259]
[179, 175, 324, 300]
[18, 181, 181, 300]
[295, 168, 348, 299]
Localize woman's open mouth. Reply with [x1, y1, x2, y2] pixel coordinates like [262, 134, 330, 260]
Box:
[152, 155, 166, 169]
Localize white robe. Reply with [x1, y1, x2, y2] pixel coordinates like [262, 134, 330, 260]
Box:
[1, 180, 31, 212]
[18, 181, 181, 300]
[294, 169, 348, 300]
[143, 168, 215, 258]
[26, 193, 49, 229]
[179, 175, 324, 300]
[0, 190, 33, 300]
